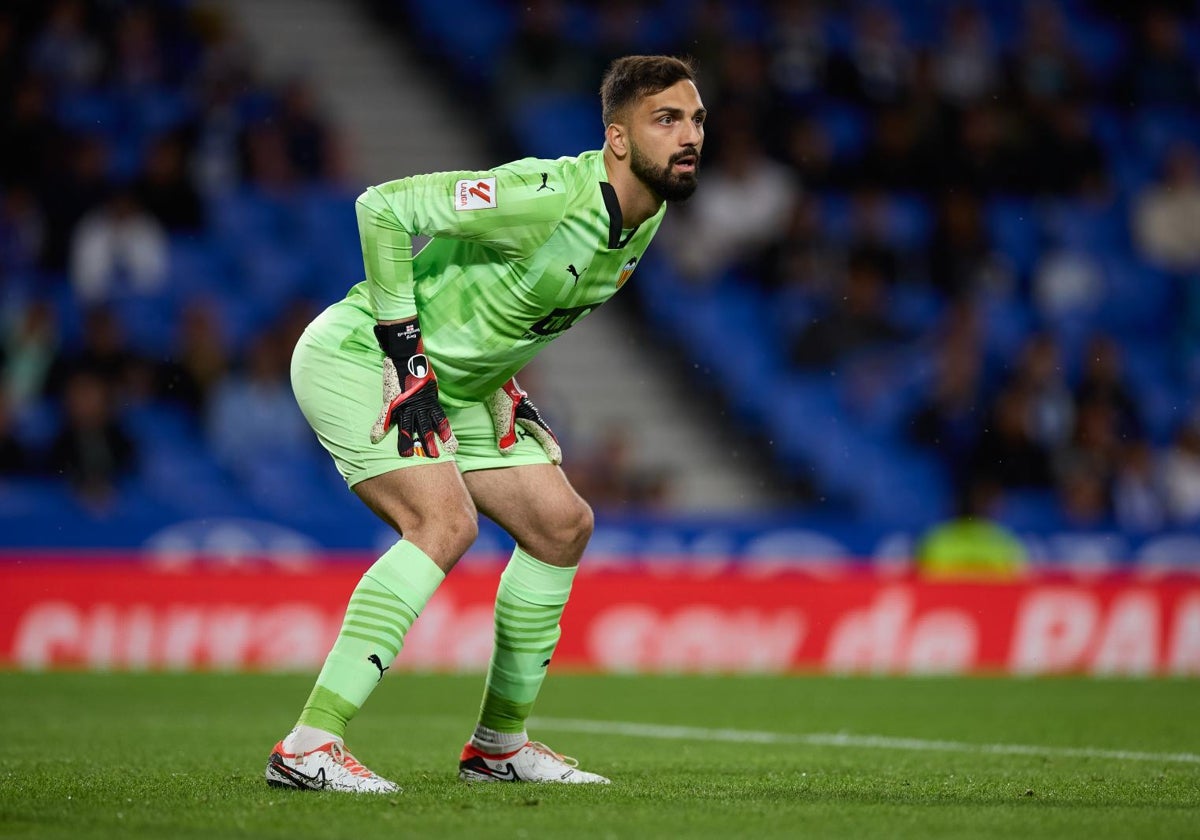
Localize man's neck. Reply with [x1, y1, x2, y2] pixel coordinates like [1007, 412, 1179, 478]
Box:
[602, 146, 663, 228]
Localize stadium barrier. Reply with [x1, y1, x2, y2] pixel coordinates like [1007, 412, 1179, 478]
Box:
[2, 555, 1197, 676]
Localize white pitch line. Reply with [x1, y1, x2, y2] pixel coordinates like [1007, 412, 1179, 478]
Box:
[529, 717, 1200, 765]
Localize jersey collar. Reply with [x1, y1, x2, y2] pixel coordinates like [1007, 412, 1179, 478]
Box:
[595, 152, 638, 250]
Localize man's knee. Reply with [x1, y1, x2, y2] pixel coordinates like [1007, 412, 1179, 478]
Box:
[409, 497, 479, 558]
[540, 495, 594, 553]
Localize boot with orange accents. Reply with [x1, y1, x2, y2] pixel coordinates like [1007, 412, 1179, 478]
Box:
[265, 737, 399, 794]
[458, 740, 610, 784]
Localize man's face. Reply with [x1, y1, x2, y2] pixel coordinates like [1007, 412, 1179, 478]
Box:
[626, 79, 706, 202]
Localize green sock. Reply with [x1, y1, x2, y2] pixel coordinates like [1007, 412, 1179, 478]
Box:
[296, 540, 444, 737]
[477, 548, 577, 734]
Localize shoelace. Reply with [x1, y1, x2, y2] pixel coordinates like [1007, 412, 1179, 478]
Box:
[526, 741, 579, 768]
[328, 742, 374, 778]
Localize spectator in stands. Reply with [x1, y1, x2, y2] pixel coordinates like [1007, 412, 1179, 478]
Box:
[790, 249, 905, 369]
[0, 76, 62, 191]
[1161, 418, 1200, 524]
[1031, 246, 1104, 322]
[665, 115, 797, 283]
[857, 105, 931, 192]
[1010, 0, 1088, 106]
[1009, 333, 1076, 452]
[156, 301, 229, 414]
[917, 477, 1027, 579]
[206, 330, 310, 477]
[0, 393, 30, 475]
[69, 305, 154, 405]
[28, 0, 103, 92]
[240, 121, 297, 191]
[107, 5, 168, 90]
[934, 4, 1001, 106]
[765, 0, 830, 105]
[0, 185, 47, 272]
[1057, 459, 1114, 529]
[49, 370, 136, 509]
[907, 302, 986, 482]
[1033, 102, 1107, 196]
[1074, 335, 1144, 440]
[1056, 395, 1121, 494]
[967, 383, 1055, 490]
[713, 42, 779, 138]
[133, 132, 205, 232]
[191, 75, 248, 196]
[1112, 439, 1168, 532]
[1121, 8, 1198, 106]
[496, 0, 591, 113]
[39, 133, 111, 272]
[780, 117, 837, 191]
[277, 76, 343, 183]
[1132, 141, 1200, 273]
[1, 299, 60, 412]
[834, 3, 914, 105]
[927, 189, 1013, 299]
[760, 194, 841, 296]
[942, 104, 1020, 194]
[666, 0, 739, 95]
[69, 189, 168, 303]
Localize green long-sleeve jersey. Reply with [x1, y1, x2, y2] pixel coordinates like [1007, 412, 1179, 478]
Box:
[343, 149, 666, 407]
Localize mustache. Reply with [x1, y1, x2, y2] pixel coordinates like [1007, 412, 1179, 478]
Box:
[670, 148, 701, 165]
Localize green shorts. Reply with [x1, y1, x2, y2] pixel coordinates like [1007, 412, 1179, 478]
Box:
[290, 301, 552, 486]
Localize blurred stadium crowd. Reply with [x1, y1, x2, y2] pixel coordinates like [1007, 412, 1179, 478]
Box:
[3, 0, 1200, 539]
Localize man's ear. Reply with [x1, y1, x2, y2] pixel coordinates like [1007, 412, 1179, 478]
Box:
[606, 123, 628, 158]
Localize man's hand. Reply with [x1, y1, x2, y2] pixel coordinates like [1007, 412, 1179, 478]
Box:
[486, 378, 562, 465]
[370, 318, 457, 458]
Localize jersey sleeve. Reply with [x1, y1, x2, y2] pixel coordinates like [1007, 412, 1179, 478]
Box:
[357, 161, 568, 321]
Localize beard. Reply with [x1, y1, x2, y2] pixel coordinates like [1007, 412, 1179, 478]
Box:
[630, 142, 700, 203]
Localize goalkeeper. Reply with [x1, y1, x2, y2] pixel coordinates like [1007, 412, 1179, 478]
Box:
[265, 55, 706, 793]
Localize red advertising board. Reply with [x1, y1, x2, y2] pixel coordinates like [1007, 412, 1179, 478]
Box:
[2, 556, 1198, 675]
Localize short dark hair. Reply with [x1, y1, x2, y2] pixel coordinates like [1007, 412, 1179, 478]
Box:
[600, 55, 697, 127]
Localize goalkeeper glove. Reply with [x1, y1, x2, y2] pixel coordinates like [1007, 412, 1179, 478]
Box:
[486, 378, 562, 465]
[369, 317, 458, 458]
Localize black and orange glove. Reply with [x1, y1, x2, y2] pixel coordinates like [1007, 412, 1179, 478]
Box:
[486, 377, 562, 465]
[369, 318, 457, 458]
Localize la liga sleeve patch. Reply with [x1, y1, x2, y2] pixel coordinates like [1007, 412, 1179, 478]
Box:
[454, 177, 498, 211]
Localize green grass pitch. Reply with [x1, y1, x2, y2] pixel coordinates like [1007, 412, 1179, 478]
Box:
[1, 672, 1197, 839]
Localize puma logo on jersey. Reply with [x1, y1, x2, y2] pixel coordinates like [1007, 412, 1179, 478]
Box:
[566, 264, 587, 285]
[537, 173, 554, 191]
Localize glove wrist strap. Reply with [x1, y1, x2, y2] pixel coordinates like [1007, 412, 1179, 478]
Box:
[374, 318, 422, 361]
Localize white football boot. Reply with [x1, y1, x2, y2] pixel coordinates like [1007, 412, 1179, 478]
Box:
[265, 740, 400, 793]
[458, 740, 610, 784]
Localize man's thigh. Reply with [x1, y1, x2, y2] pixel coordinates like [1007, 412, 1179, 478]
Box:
[463, 463, 592, 565]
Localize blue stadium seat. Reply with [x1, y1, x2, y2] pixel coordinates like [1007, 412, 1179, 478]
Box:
[510, 94, 599, 161]
[1041, 198, 1130, 256]
[166, 235, 229, 301]
[810, 103, 869, 162]
[207, 189, 288, 251]
[54, 90, 126, 138]
[985, 198, 1041, 281]
[406, 0, 515, 82]
[1134, 107, 1200, 164]
[1098, 257, 1176, 336]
